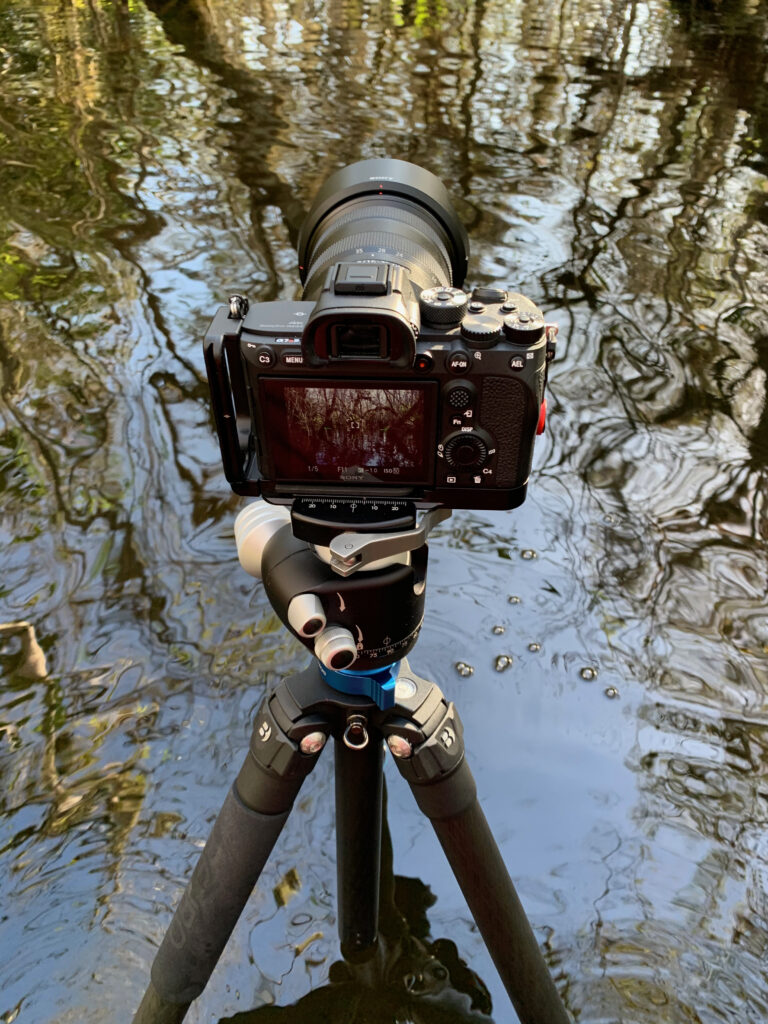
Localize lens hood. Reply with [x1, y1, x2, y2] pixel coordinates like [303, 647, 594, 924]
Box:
[297, 158, 469, 289]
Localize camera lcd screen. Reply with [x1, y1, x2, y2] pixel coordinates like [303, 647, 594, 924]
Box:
[259, 379, 437, 485]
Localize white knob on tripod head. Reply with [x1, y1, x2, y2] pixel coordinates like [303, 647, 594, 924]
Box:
[314, 626, 358, 671]
[234, 500, 291, 579]
[287, 593, 327, 638]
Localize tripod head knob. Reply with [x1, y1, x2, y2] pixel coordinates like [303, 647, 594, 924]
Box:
[287, 593, 327, 638]
[234, 501, 290, 579]
[314, 625, 358, 670]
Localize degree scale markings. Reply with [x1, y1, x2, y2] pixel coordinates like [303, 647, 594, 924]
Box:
[302, 497, 408, 515]
[360, 623, 422, 660]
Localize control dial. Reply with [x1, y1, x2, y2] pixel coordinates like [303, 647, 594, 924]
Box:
[503, 309, 545, 345]
[460, 313, 504, 349]
[443, 430, 490, 469]
[419, 286, 469, 326]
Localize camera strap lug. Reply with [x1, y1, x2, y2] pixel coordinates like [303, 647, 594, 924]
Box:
[328, 507, 451, 577]
[228, 293, 249, 319]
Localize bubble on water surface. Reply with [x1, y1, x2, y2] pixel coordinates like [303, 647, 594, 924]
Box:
[455, 661, 474, 677]
[492, 625, 505, 635]
[507, 595, 521, 604]
[528, 642, 541, 652]
[495, 654, 513, 671]
[604, 686, 619, 699]
[580, 666, 598, 681]
[521, 549, 537, 560]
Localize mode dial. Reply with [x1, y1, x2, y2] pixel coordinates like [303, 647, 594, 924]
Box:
[419, 286, 469, 327]
[460, 313, 504, 349]
[443, 431, 489, 469]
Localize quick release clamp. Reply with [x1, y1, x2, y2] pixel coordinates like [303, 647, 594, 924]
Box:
[234, 498, 450, 709]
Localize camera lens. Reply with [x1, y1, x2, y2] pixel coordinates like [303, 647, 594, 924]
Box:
[298, 159, 469, 301]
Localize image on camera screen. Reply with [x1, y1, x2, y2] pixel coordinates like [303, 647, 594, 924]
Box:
[260, 380, 436, 484]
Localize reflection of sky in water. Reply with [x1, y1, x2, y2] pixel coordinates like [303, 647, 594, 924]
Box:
[0, 0, 767, 1022]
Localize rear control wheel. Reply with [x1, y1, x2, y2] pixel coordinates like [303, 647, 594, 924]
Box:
[443, 431, 489, 469]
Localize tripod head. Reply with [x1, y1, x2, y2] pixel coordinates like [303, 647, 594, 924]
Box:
[235, 498, 450, 708]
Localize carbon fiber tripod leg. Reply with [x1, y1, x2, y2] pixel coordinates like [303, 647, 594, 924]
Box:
[131, 680, 323, 1023]
[387, 696, 572, 1024]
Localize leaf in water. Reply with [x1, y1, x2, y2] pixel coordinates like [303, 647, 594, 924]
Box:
[294, 930, 323, 956]
[273, 866, 301, 908]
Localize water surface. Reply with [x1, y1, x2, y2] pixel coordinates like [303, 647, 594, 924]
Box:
[1, 1, 768, 1022]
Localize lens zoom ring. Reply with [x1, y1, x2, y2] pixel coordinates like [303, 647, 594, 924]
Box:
[313, 203, 443, 235]
[310, 203, 451, 256]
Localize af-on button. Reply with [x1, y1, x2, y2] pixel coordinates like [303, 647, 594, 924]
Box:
[447, 350, 471, 374]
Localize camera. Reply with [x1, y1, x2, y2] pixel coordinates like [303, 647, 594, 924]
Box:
[204, 158, 556, 511]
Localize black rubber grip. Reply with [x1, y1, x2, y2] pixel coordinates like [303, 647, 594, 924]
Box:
[480, 376, 528, 487]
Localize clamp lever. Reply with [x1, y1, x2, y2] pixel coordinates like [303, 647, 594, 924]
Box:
[328, 508, 451, 577]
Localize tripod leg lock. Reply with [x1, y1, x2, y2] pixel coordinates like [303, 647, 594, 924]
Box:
[384, 700, 478, 819]
[236, 689, 327, 814]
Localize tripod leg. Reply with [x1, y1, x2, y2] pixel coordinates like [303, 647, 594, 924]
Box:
[334, 734, 384, 957]
[132, 685, 324, 1024]
[388, 699, 572, 1024]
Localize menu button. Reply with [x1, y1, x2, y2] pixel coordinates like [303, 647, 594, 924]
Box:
[282, 351, 305, 366]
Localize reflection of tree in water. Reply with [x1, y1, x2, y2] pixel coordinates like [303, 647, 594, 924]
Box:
[4, 0, 768, 1021]
[287, 388, 421, 470]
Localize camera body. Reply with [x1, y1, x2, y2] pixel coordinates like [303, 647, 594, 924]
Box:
[204, 158, 555, 512]
[204, 270, 552, 511]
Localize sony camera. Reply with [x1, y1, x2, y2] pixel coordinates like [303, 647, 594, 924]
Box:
[204, 158, 555, 511]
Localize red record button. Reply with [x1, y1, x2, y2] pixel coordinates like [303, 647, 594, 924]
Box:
[414, 353, 433, 372]
[536, 399, 547, 435]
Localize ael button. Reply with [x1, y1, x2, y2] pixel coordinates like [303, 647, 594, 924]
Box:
[414, 353, 433, 372]
[537, 398, 547, 435]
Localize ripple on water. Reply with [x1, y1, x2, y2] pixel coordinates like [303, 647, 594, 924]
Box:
[3, 0, 768, 1021]
[564, 918, 768, 1024]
